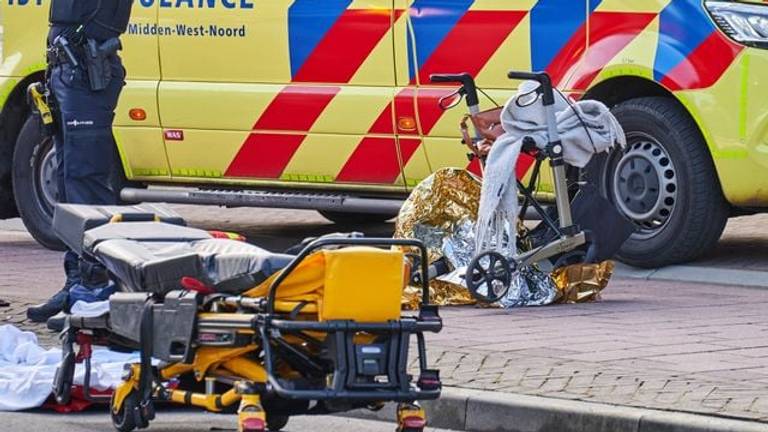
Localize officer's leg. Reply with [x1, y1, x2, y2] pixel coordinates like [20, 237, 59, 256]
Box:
[28, 63, 122, 322]
[50, 62, 122, 205]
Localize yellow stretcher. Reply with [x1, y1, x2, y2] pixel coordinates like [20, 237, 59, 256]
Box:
[50, 204, 442, 432]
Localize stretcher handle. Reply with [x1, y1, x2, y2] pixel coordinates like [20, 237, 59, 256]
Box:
[507, 70, 555, 106]
[429, 73, 480, 108]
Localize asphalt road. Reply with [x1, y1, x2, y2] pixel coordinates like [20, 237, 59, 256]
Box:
[2, 409, 458, 432]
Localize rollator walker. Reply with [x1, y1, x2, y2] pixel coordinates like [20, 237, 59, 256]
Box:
[430, 70, 632, 303]
[50, 204, 442, 432]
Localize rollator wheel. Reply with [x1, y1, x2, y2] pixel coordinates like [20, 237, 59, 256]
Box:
[111, 391, 139, 432]
[466, 251, 514, 303]
[266, 414, 289, 431]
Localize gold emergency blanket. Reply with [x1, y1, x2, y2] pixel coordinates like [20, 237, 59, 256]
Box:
[396, 167, 614, 308]
[552, 260, 614, 303]
[395, 168, 481, 308]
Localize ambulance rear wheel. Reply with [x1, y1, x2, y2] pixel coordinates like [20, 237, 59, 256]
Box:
[586, 97, 728, 268]
[319, 210, 397, 224]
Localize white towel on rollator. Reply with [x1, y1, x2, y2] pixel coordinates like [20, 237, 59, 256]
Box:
[476, 81, 626, 257]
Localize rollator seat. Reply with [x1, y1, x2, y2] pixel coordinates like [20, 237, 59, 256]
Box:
[53, 204, 293, 294]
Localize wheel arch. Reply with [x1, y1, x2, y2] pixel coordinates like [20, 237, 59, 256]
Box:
[582, 75, 727, 201]
[0, 71, 46, 218]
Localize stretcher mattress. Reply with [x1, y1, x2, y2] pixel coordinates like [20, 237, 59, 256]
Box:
[92, 234, 293, 294]
[53, 204, 293, 294]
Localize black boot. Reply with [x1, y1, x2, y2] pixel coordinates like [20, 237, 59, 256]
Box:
[27, 252, 79, 323]
[27, 289, 69, 323]
[46, 312, 67, 332]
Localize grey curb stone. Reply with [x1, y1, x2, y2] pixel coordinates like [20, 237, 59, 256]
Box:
[613, 263, 768, 289]
[348, 387, 768, 432]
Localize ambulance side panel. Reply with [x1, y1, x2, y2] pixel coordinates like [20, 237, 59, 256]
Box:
[155, 0, 408, 192]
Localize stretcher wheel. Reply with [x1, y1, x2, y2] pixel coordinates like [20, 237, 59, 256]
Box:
[111, 391, 139, 432]
[266, 414, 289, 431]
[466, 251, 514, 303]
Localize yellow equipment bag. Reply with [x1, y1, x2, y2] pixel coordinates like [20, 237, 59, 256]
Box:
[244, 247, 405, 322]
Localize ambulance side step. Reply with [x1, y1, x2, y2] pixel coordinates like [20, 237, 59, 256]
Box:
[120, 187, 404, 214]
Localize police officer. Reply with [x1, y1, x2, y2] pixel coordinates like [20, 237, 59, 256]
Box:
[27, 0, 134, 325]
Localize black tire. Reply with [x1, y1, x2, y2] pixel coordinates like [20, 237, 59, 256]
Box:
[266, 414, 289, 431]
[318, 210, 397, 224]
[12, 116, 65, 250]
[0, 188, 16, 220]
[586, 97, 728, 268]
[110, 390, 139, 432]
[12, 115, 136, 251]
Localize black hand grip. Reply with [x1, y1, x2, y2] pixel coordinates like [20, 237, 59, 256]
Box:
[507, 70, 555, 106]
[429, 73, 480, 107]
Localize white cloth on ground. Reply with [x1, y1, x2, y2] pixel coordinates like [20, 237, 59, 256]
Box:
[476, 81, 625, 256]
[0, 325, 137, 411]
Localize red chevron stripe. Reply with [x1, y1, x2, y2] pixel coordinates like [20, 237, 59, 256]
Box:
[226, 86, 340, 177]
[464, 152, 536, 180]
[335, 137, 416, 183]
[416, 88, 455, 135]
[466, 157, 483, 177]
[546, 23, 587, 88]
[368, 103, 395, 135]
[253, 86, 340, 130]
[336, 89, 421, 183]
[660, 30, 743, 91]
[415, 10, 527, 85]
[293, 9, 402, 83]
[572, 12, 657, 90]
[225, 133, 306, 178]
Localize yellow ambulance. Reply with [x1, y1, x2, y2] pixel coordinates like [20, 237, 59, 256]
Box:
[1, 0, 767, 267]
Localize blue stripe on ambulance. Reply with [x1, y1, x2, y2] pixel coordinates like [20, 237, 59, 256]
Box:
[530, 0, 601, 72]
[653, 0, 716, 81]
[288, 0, 352, 79]
[407, 0, 475, 81]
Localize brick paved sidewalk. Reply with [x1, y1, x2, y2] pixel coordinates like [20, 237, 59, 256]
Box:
[2, 263, 767, 422]
[424, 279, 768, 422]
[2, 209, 768, 424]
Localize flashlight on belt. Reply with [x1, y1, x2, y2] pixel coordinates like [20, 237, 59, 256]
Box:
[27, 82, 56, 137]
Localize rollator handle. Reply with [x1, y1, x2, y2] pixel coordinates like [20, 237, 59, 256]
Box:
[429, 73, 480, 107]
[507, 71, 555, 106]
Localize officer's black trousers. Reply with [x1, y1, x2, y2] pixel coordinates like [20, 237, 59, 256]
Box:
[50, 55, 125, 205]
[50, 55, 125, 279]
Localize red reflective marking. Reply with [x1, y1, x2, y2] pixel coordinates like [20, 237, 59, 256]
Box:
[225, 133, 306, 178]
[546, 23, 587, 88]
[660, 30, 743, 91]
[466, 157, 483, 177]
[516, 153, 536, 180]
[253, 86, 340, 131]
[293, 9, 401, 83]
[368, 103, 395, 134]
[416, 88, 455, 135]
[335, 137, 400, 183]
[464, 152, 535, 180]
[416, 11, 527, 85]
[572, 12, 657, 90]
[399, 137, 423, 168]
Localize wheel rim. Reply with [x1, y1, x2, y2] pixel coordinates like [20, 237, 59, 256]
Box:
[33, 138, 59, 216]
[608, 132, 678, 239]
